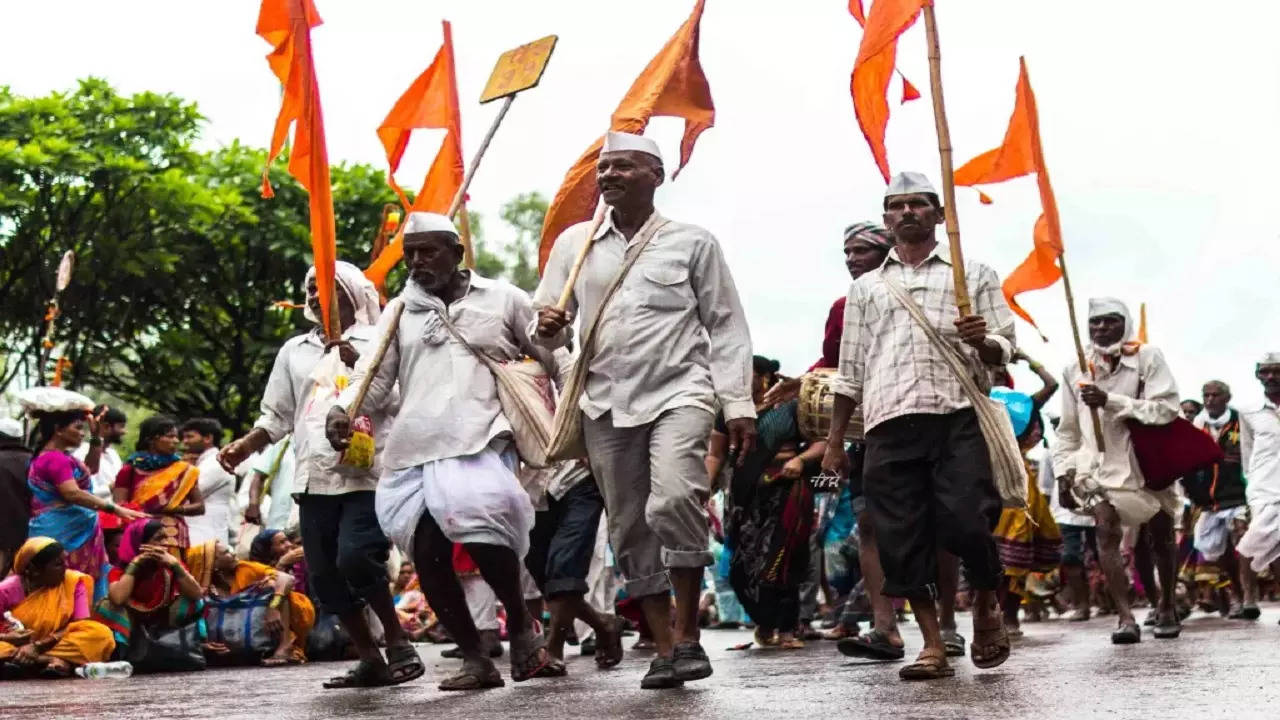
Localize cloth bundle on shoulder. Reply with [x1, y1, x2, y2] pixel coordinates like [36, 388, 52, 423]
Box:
[1126, 359, 1223, 489]
[880, 275, 1027, 509]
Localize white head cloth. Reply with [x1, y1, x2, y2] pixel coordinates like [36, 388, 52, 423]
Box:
[304, 260, 382, 327]
[1087, 296, 1135, 354]
[403, 211, 458, 236]
[15, 386, 94, 416]
[0, 417, 23, 439]
[1259, 352, 1280, 367]
[602, 131, 662, 162]
[885, 171, 938, 197]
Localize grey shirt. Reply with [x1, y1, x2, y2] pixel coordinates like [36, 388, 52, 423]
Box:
[532, 208, 755, 427]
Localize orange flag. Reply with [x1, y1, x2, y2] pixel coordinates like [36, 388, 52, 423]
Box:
[538, 0, 714, 272]
[849, 1, 920, 106]
[258, 0, 339, 337]
[366, 20, 464, 289]
[850, 0, 927, 183]
[954, 57, 1063, 331]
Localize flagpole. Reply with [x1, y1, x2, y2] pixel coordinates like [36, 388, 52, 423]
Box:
[556, 199, 607, 311]
[921, 1, 971, 317]
[1058, 251, 1107, 452]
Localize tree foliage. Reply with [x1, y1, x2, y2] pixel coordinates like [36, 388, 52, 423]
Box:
[0, 80, 541, 435]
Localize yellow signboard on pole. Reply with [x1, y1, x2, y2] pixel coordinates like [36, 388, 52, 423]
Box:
[479, 35, 558, 104]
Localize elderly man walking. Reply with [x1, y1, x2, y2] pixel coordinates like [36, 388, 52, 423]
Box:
[533, 131, 756, 689]
[1053, 298, 1183, 644]
[822, 172, 1015, 681]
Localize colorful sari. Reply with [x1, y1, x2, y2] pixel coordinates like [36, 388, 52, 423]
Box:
[118, 453, 200, 554]
[724, 401, 816, 633]
[27, 450, 109, 600]
[994, 461, 1064, 581]
[92, 519, 205, 653]
[0, 538, 115, 665]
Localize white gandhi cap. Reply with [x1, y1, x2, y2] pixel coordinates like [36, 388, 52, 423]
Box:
[402, 211, 458, 236]
[602, 131, 663, 162]
[885, 171, 938, 197]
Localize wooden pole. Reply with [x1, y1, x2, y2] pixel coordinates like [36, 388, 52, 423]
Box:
[922, 1, 972, 317]
[458, 205, 475, 269]
[556, 199, 607, 310]
[447, 94, 514, 220]
[1059, 252, 1107, 452]
[345, 302, 405, 421]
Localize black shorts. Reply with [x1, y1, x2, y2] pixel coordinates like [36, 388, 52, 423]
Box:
[525, 478, 604, 597]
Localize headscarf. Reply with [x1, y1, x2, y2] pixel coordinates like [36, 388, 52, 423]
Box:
[249, 528, 283, 565]
[843, 221, 895, 249]
[117, 518, 164, 564]
[991, 387, 1035, 438]
[14, 537, 60, 576]
[1087, 297, 1139, 357]
[185, 539, 217, 591]
[1258, 352, 1280, 368]
[305, 260, 382, 327]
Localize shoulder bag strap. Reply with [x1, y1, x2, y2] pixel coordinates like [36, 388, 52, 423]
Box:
[879, 273, 988, 405]
[575, 217, 671, 358]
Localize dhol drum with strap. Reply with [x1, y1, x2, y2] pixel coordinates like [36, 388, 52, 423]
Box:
[796, 368, 864, 442]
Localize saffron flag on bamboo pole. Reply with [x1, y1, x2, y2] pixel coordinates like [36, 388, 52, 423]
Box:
[850, 0, 928, 183]
[538, 0, 714, 273]
[366, 20, 465, 289]
[954, 57, 1063, 332]
[257, 0, 339, 336]
[849, 1, 921, 104]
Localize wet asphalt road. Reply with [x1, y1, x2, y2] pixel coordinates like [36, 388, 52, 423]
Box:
[6, 604, 1280, 720]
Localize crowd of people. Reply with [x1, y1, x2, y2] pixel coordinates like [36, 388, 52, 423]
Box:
[2, 131, 1278, 691]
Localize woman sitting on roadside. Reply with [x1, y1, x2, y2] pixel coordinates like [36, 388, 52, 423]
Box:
[0, 538, 115, 677]
[94, 519, 205, 657]
[248, 528, 308, 599]
[113, 415, 204, 558]
[186, 539, 314, 666]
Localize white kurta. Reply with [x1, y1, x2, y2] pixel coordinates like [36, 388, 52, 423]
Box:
[187, 446, 238, 545]
[1052, 344, 1181, 527]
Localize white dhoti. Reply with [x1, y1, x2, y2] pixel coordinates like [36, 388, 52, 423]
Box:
[1237, 502, 1280, 573]
[1193, 505, 1249, 562]
[376, 440, 534, 558]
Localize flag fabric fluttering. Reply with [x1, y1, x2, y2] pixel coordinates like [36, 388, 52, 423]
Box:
[537, 0, 714, 273]
[850, 0, 928, 183]
[848, 1, 920, 105]
[954, 57, 1063, 331]
[366, 20, 465, 289]
[257, 0, 339, 337]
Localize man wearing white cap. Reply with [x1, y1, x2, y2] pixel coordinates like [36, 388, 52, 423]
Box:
[822, 172, 1015, 680]
[534, 131, 755, 689]
[1236, 354, 1280, 596]
[221, 260, 424, 689]
[326, 212, 565, 690]
[1052, 297, 1183, 644]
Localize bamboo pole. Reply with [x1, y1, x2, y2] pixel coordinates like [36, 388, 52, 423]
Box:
[1059, 253, 1107, 452]
[556, 199, 607, 310]
[921, 1, 971, 317]
[458, 205, 476, 269]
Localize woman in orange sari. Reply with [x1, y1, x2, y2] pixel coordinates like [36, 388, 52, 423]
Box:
[0, 538, 115, 677]
[186, 539, 314, 666]
[113, 416, 204, 555]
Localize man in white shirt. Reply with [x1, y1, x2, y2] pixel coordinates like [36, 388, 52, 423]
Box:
[182, 418, 237, 546]
[327, 212, 562, 691]
[823, 172, 1015, 680]
[1236, 353, 1280, 585]
[222, 260, 422, 689]
[1053, 298, 1183, 644]
[243, 436, 296, 531]
[74, 405, 127, 499]
[534, 131, 756, 689]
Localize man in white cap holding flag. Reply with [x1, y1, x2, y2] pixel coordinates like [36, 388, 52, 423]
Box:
[326, 212, 566, 690]
[533, 131, 755, 689]
[822, 172, 1015, 680]
[1052, 296, 1183, 644]
[221, 260, 425, 688]
[1236, 353, 1280, 597]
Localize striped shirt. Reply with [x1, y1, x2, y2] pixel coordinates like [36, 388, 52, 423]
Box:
[831, 243, 1015, 431]
[532, 209, 755, 427]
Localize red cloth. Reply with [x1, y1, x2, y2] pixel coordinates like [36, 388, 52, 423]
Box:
[808, 296, 847, 372]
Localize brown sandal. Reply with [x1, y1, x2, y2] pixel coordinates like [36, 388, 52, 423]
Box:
[511, 634, 560, 682]
[898, 648, 954, 680]
[970, 618, 1011, 669]
[438, 661, 505, 691]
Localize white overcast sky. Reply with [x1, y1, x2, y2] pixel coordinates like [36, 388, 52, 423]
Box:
[4, 0, 1279, 409]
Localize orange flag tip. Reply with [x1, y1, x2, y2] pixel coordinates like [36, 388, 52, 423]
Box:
[978, 190, 993, 204]
[901, 76, 921, 103]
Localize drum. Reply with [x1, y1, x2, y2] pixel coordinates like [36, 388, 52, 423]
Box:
[796, 368, 864, 442]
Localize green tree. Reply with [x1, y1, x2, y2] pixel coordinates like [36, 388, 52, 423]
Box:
[498, 191, 547, 292]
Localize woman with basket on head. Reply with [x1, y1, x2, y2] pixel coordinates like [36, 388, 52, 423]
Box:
[706, 355, 827, 650]
[19, 387, 148, 601]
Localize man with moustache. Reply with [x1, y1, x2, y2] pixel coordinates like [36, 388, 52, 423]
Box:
[533, 131, 755, 689]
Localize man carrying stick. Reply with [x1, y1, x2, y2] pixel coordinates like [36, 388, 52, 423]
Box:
[533, 131, 755, 690]
[822, 172, 1014, 681]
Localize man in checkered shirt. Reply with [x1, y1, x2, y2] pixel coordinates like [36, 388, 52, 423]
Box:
[822, 172, 1016, 680]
